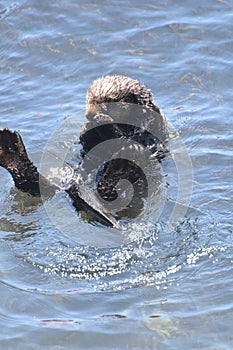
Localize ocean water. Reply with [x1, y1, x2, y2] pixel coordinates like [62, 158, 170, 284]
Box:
[0, 0, 232, 349]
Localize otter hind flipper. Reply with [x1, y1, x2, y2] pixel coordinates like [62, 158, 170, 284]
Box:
[67, 181, 118, 228]
[0, 128, 27, 170]
[0, 128, 57, 196]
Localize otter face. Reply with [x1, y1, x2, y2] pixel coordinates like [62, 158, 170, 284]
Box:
[85, 75, 158, 121]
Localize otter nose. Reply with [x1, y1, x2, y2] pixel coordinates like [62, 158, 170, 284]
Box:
[86, 104, 100, 121]
[86, 112, 95, 121]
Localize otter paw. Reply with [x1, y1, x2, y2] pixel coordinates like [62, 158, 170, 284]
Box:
[0, 128, 27, 170]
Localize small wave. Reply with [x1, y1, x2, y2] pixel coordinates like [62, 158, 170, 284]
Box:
[0, 3, 19, 20]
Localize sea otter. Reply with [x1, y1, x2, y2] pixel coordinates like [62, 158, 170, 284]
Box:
[0, 75, 168, 226]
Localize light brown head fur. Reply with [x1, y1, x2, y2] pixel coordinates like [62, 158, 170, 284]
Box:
[86, 75, 160, 120]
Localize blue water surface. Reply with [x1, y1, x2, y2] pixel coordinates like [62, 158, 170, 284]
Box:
[0, 0, 232, 349]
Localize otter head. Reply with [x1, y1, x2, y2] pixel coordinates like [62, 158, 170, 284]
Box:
[85, 75, 160, 121]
